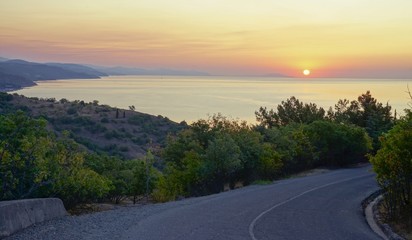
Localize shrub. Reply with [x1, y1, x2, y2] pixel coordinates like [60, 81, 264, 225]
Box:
[304, 121, 372, 166]
[0, 112, 111, 208]
[59, 98, 69, 104]
[101, 117, 109, 123]
[67, 107, 77, 115]
[256, 96, 326, 128]
[0, 92, 13, 101]
[119, 146, 129, 152]
[264, 124, 317, 173]
[369, 113, 412, 225]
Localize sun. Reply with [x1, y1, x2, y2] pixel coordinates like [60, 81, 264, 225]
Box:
[303, 69, 311, 76]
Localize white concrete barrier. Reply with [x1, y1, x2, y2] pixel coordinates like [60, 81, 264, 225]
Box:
[0, 198, 67, 238]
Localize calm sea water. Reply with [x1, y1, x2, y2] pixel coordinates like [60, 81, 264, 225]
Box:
[13, 75, 412, 123]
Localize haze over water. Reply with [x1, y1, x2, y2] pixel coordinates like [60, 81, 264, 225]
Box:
[13, 76, 411, 123]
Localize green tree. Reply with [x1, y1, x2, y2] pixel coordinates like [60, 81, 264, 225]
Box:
[85, 154, 132, 204]
[163, 130, 203, 169]
[369, 112, 412, 226]
[257, 143, 283, 180]
[256, 96, 326, 128]
[231, 128, 264, 184]
[304, 121, 372, 166]
[330, 91, 393, 149]
[0, 111, 50, 200]
[53, 168, 111, 208]
[263, 124, 317, 173]
[203, 134, 241, 192]
[44, 133, 111, 208]
[0, 112, 111, 208]
[130, 160, 147, 204]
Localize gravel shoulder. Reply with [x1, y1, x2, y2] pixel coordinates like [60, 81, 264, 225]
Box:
[4, 196, 212, 240]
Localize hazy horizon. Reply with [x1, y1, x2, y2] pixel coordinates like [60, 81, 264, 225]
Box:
[1, 1, 412, 78]
[13, 75, 412, 123]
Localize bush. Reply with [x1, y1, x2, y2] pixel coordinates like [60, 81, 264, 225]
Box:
[329, 91, 394, 150]
[128, 115, 145, 125]
[152, 176, 178, 202]
[59, 98, 69, 104]
[0, 112, 111, 208]
[257, 143, 283, 180]
[161, 115, 283, 196]
[304, 121, 372, 166]
[263, 124, 317, 173]
[119, 146, 129, 152]
[256, 96, 326, 128]
[0, 92, 13, 101]
[67, 107, 77, 115]
[54, 168, 111, 208]
[101, 117, 109, 123]
[369, 113, 412, 225]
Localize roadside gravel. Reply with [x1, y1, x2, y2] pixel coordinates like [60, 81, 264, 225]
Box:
[5, 197, 203, 240]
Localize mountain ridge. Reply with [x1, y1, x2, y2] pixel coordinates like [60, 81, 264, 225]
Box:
[0, 59, 106, 91]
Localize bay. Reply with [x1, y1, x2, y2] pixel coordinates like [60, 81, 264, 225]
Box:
[13, 75, 412, 123]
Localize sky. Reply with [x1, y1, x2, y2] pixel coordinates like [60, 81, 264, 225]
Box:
[1, 0, 412, 78]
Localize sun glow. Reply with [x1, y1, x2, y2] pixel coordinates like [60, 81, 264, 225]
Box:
[303, 69, 311, 76]
[1, 1, 412, 77]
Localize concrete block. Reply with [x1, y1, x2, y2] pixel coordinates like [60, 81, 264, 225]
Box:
[0, 198, 67, 238]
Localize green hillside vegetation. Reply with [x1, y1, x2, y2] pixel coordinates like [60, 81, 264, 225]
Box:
[369, 89, 412, 234]
[0, 92, 184, 208]
[0, 91, 401, 212]
[0, 93, 185, 159]
[155, 92, 391, 201]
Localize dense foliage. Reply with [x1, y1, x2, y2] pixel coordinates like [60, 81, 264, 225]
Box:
[154, 112, 372, 201]
[0, 91, 396, 210]
[328, 91, 393, 149]
[85, 152, 157, 204]
[0, 111, 154, 208]
[0, 112, 110, 207]
[256, 91, 393, 150]
[153, 115, 283, 201]
[369, 112, 412, 227]
[255, 96, 326, 128]
[304, 121, 372, 167]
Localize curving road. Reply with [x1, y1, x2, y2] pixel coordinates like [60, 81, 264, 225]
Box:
[7, 165, 380, 240]
[122, 166, 379, 240]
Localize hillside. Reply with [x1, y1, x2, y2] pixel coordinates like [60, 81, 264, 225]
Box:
[0, 93, 186, 159]
[0, 72, 36, 90]
[0, 60, 106, 91]
[46, 63, 108, 77]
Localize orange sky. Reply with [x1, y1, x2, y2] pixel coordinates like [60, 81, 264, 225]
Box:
[1, 1, 412, 78]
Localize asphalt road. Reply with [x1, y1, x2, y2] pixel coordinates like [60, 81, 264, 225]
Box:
[122, 166, 380, 240]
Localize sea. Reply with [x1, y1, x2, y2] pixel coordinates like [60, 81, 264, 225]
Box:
[12, 75, 412, 123]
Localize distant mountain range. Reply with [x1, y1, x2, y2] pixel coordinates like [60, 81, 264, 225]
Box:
[89, 65, 210, 76]
[0, 59, 107, 91]
[0, 57, 289, 91]
[0, 58, 211, 91]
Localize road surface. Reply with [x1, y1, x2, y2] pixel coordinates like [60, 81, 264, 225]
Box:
[7, 165, 380, 240]
[123, 166, 379, 240]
